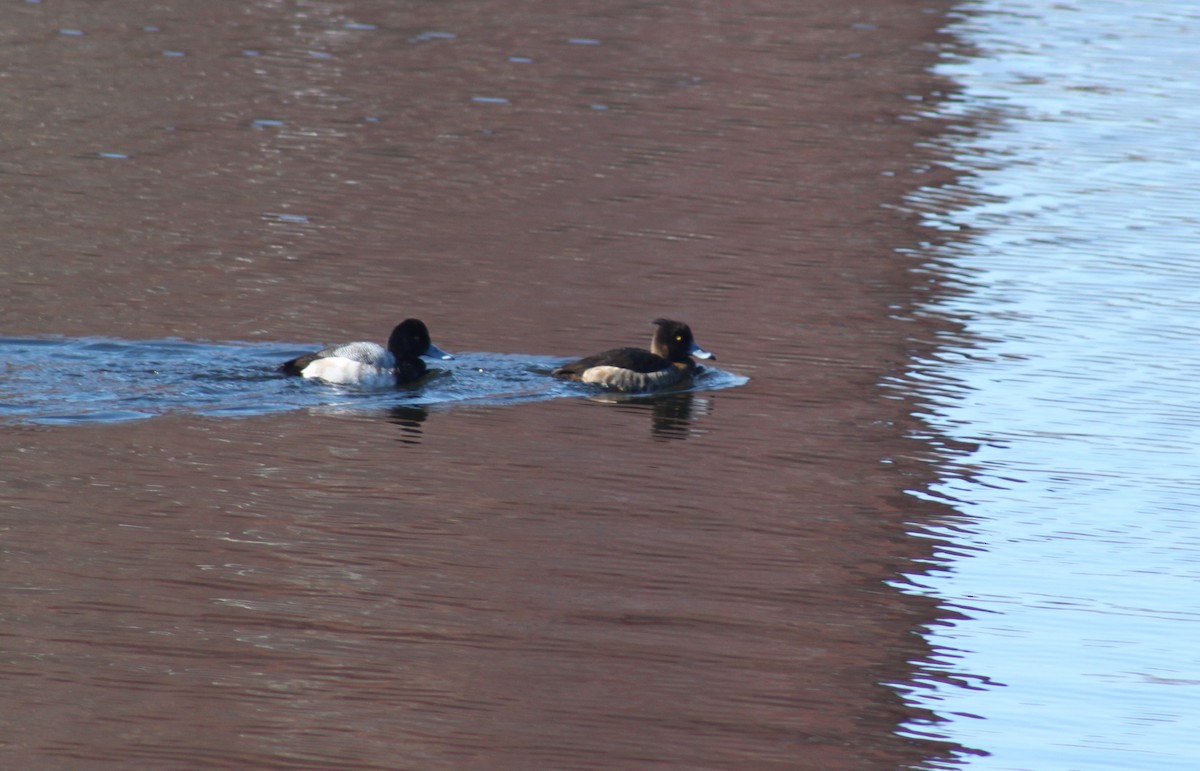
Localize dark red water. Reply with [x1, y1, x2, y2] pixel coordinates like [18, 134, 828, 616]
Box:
[2, 0, 966, 767]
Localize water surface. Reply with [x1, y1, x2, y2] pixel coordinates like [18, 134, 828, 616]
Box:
[0, 336, 746, 424]
[1, 0, 960, 767]
[902, 2, 1200, 768]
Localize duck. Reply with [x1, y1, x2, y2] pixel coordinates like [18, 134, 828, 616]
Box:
[551, 318, 715, 392]
[278, 319, 453, 387]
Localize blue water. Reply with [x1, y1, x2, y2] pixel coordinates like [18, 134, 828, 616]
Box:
[0, 337, 747, 425]
[901, 1, 1200, 768]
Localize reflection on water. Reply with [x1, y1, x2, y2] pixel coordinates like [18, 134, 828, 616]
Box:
[385, 405, 430, 444]
[0, 0, 961, 768]
[588, 392, 710, 441]
[902, 1, 1200, 768]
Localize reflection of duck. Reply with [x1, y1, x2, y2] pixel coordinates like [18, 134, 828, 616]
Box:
[619, 389, 696, 437]
[552, 319, 715, 392]
[279, 319, 452, 387]
[648, 392, 697, 439]
[588, 392, 709, 440]
[387, 405, 429, 444]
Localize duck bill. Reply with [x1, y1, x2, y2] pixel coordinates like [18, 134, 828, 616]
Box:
[425, 342, 455, 360]
[689, 341, 716, 360]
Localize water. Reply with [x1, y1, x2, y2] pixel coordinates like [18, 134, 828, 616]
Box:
[1, 1, 959, 767]
[0, 336, 746, 425]
[902, 1, 1200, 768]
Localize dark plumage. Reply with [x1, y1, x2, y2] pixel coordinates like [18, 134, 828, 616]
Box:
[552, 318, 715, 392]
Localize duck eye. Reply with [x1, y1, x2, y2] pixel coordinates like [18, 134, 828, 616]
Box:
[675, 335, 683, 342]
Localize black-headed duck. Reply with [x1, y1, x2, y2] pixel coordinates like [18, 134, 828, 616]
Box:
[279, 318, 452, 387]
[552, 318, 715, 392]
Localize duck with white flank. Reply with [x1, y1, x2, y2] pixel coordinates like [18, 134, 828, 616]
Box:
[279, 319, 452, 387]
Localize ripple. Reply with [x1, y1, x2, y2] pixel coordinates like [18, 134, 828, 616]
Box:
[0, 337, 747, 425]
[901, 0, 1200, 767]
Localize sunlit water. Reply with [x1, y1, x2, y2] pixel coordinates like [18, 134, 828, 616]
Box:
[0, 336, 746, 425]
[901, 1, 1200, 768]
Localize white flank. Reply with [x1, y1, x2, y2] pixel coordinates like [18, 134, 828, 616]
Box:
[301, 357, 395, 387]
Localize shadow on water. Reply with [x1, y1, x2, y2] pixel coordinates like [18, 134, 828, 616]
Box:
[0, 337, 748, 430]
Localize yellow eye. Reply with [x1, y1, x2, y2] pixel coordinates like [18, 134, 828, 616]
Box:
[675, 335, 683, 342]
